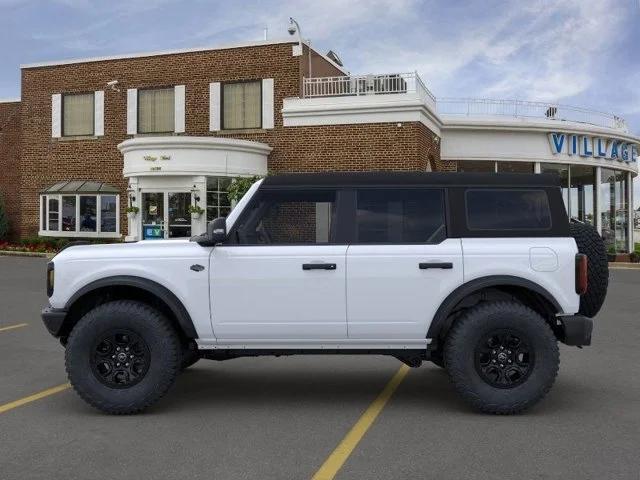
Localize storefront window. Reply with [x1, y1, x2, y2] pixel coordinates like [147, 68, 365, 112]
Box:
[207, 177, 232, 222]
[457, 161, 496, 172]
[40, 193, 119, 237]
[569, 165, 596, 226]
[601, 169, 629, 253]
[497, 162, 534, 173]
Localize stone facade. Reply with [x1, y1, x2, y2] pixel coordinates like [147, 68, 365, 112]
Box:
[9, 41, 442, 238]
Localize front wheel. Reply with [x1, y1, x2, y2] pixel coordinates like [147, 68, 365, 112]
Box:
[65, 300, 182, 414]
[444, 301, 559, 414]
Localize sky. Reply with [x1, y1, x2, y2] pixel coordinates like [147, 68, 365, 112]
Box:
[0, 1, 639, 184]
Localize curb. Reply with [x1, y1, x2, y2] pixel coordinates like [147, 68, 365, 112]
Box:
[609, 262, 640, 269]
[0, 250, 55, 259]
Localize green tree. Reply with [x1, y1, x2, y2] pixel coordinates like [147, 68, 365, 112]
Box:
[0, 193, 9, 240]
[226, 175, 264, 203]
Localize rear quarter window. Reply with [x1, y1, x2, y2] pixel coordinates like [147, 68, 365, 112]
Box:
[465, 189, 552, 231]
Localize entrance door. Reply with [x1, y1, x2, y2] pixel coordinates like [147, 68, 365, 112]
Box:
[141, 192, 192, 239]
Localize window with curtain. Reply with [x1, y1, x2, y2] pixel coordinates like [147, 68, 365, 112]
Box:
[63, 93, 94, 136]
[138, 88, 175, 133]
[223, 81, 261, 129]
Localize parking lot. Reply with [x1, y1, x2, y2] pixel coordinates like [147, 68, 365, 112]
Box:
[0, 255, 638, 479]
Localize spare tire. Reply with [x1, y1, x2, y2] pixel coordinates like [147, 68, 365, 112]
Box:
[569, 221, 609, 317]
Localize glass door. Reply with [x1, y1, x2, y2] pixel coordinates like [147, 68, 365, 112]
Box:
[168, 192, 191, 238]
[142, 192, 165, 240]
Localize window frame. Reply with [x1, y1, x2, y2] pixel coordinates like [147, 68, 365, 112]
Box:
[137, 86, 176, 134]
[39, 193, 121, 238]
[221, 79, 263, 131]
[61, 91, 95, 137]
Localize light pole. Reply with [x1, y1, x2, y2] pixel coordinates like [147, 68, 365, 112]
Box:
[288, 17, 312, 79]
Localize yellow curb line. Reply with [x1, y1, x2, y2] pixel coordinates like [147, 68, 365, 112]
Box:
[0, 383, 71, 415]
[311, 364, 410, 480]
[0, 323, 28, 333]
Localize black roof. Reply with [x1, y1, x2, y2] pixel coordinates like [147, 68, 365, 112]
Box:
[262, 172, 561, 188]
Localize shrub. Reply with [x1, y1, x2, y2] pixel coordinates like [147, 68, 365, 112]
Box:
[227, 175, 264, 203]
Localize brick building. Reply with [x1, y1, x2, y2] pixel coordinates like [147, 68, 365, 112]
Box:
[0, 37, 638, 251]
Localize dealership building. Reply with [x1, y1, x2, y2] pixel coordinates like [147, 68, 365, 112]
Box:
[0, 38, 638, 253]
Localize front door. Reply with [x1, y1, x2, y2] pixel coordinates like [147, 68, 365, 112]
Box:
[141, 192, 191, 239]
[210, 187, 348, 340]
[346, 188, 463, 339]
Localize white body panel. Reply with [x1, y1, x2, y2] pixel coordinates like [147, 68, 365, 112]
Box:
[209, 245, 348, 339]
[346, 240, 463, 338]
[49, 240, 215, 339]
[461, 238, 580, 314]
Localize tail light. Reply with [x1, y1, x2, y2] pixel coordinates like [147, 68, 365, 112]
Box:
[575, 254, 587, 295]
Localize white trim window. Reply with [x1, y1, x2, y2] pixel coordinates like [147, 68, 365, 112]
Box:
[206, 176, 232, 221]
[222, 80, 262, 130]
[137, 87, 175, 134]
[39, 182, 120, 238]
[52, 91, 104, 138]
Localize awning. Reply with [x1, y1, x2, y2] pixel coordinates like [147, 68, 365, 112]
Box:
[40, 180, 120, 194]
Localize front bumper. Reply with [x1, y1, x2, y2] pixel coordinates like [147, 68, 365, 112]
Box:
[41, 306, 68, 337]
[558, 315, 593, 346]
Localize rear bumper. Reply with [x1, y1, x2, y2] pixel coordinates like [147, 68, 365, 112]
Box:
[558, 315, 593, 346]
[41, 306, 68, 337]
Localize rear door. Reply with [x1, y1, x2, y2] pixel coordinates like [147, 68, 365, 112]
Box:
[346, 187, 463, 339]
[210, 187, 348, 340]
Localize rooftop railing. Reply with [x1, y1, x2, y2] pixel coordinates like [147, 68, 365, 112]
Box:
[436, 98, 628, 132]
[301, 74, 628, 132]
[302, 72, 436, 108]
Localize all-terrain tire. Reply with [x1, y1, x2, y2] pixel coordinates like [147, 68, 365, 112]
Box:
[444, 301, 559, 414]
[65, 300, 181, 414]
[569, 221, 608, 317]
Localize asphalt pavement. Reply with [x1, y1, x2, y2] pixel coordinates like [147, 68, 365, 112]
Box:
[0, 256, 638, 479]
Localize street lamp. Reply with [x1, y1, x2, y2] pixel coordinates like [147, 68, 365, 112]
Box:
[288, 17, 312, 78]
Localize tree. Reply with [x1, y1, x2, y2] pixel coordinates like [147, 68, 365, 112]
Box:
[0, 193, 9, 241]
[226, 175, 264, 203]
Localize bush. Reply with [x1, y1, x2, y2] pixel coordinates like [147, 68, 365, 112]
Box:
[0, 194, 9, 241]
[227, 175, 264, 203]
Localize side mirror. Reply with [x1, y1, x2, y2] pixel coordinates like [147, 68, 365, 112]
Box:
[192, 217, 227, 246]
[207, 217, 227, 244]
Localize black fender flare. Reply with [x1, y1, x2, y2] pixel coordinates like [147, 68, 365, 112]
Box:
[65, 275, 198, 339]
[426, 275, 562, 343]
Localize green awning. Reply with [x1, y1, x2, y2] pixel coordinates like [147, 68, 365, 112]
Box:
[41, 180, 119, 194]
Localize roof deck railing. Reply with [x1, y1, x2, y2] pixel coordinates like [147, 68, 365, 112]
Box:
[437, 97, 628, 132]
[302, 73, 628, 132]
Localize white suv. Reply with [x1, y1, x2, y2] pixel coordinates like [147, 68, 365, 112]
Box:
[41, 172, 608, 414]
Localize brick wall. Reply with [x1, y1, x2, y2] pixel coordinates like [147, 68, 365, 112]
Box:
[0, 101, 21, 239]
[16, 42, 442, 238]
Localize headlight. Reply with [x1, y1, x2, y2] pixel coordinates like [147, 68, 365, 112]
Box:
[47, 262, 54, 297]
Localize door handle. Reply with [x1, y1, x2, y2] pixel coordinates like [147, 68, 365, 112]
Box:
[190, 264, 205, 272]
[302, 263, 337, 271]
[419, 262, 453, 270]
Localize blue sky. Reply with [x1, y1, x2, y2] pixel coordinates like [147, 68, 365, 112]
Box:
[0, 0, 638, 134]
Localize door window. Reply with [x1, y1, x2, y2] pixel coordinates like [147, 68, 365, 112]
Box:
[168, 192, 191, 238]
[355, 189, 446, 243]
[234, 190, 337, 245]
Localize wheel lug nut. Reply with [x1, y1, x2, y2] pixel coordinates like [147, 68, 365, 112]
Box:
[125, 347, 129, 351]
[111, 355, 115, 359]
[492, 359, 496, 363]
[500, 346, 504, 350]
[130, 355, 134, 359]
[125, 363, 129, 367]
[116, 363, 120, 366]
[116, 347, 120, 351]
[500, 364, 504, 367]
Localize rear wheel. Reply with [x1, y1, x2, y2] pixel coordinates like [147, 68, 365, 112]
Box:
[65, 300, 181, 414]
[444, 301, 559, 414]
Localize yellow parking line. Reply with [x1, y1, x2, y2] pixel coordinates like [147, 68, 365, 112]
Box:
[0, 383, 70, 414]
[311, 364, 410, 480]
[0, 323, 28, 333]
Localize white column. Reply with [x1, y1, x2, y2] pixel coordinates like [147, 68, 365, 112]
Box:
[191, 176, 207, 236]
[595, 167, 601, 235]
[628, 171, 633, 253]
[125, 177, 140, 242]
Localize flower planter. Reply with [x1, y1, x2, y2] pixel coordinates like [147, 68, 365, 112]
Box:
[191, 212, 202, 220]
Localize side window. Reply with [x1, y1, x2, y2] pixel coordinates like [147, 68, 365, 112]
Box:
[355, 188, 446, 243]
[466, 189, 551, 230]
[234, 190, 336, 245]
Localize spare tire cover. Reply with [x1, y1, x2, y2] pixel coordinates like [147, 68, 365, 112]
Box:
[569, 221, 609, 317]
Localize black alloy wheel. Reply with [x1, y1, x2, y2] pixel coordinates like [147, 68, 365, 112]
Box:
[474, 329, 533, 388]
[91, 329, 151, 388]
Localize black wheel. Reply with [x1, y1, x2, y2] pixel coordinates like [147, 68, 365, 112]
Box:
[444, 301, 559, 414]
[181, 341, 200, 370]
[569, 221, 609, 317]
[65, 300, 181, 414]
